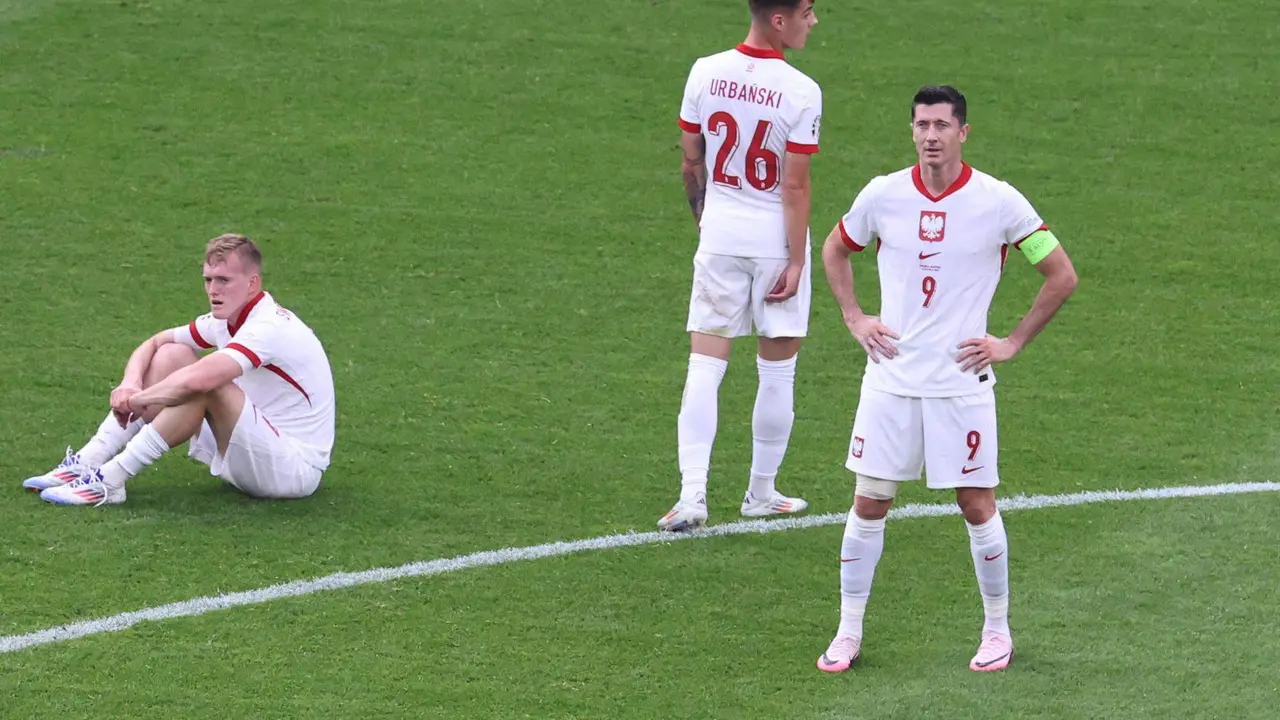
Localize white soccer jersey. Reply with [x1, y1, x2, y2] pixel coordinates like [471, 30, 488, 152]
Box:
[838, 164, 1048, 397]
[172, 291, 337, 469]
[678, 44, 822, 259]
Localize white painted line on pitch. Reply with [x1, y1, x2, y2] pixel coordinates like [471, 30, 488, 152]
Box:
[1, 481, 1276, 655]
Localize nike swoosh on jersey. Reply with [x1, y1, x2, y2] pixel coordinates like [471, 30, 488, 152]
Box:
[961, 466, 984, 474]
[919, 251, 942, 260]
[984, 551, 1005, 562]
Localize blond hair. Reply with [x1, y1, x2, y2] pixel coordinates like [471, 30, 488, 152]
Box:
[205, 233, 263, 270]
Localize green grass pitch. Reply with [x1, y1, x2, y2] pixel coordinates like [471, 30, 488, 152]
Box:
[0, 0, 1276, 717]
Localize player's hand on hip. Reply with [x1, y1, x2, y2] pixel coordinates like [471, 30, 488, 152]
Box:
[110, 385, 141, 427]
[764, 261, 804, 303]
[845, 314, 900, 363]
[956, 334, 1020, 373]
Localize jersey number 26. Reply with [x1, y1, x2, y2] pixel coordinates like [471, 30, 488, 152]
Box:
[707, 111, 780, 192]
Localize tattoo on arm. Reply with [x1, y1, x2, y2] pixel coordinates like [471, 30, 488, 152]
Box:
[682, 164, 706, 223]
[680, 133, 707, 224]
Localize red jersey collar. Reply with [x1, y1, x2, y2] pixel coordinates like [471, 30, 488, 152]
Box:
[735, 43, 787, 61]
[912, 162, 973, 203]
[228, 291, 266, 336]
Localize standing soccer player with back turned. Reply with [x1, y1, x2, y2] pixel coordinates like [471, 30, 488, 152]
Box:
[659, 0, 822, 532]
[816, 86, 1079, 672]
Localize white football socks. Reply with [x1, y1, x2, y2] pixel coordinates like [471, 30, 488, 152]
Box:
[99, 424, 171, 490]
[677, 353, 727, 503]
[748, 355, 796, 499]
[967, 511, 1011, 636]
[77, 412, 145, 467]
[837, 509, 886, 640]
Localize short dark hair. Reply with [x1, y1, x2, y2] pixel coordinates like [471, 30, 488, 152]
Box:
[749, 0, 804, 17]
[912, 85, 967, 124]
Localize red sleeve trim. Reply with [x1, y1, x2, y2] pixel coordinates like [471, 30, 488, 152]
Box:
[678, 118, 701, 134]
[188, 321, 212, 349]
[839, 220, 866, 252]
[1013, 223, 1050, 248]
[226, 343, 262, 368]
[786, 141, 819, 155]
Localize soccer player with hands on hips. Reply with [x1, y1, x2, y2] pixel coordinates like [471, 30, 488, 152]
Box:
[659, 0, 822, 532]
[23, 234, 337, 506]
[815, 86, 1079, 672]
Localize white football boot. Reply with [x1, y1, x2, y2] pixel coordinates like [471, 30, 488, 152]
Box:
[39, 468, 126, 506]
[657, 493, 708, 532]
[22, 447, 94, 493]
[740, 490, 808, 518]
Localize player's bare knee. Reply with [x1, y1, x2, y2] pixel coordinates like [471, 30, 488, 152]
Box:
[689, 332, 732, 361]
[758, 336, 801, 361]
[854, 495, 892, 520]
[854, 474, 896, 519]
[956, 487, 997, 524]
[143, 343, 199, 387]
[961, 504, 996, 525]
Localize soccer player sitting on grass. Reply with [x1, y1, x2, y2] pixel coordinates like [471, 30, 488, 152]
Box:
[22, 234, 337, 506]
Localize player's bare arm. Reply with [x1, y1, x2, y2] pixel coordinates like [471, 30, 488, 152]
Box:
[127, 352, 244, 412]
[821, 224, 900, 363]
[110, 329, 182, 425]
[766, 151, 811, 303]
[957, 243, 1078, 372]
[679, 130, 707, 224]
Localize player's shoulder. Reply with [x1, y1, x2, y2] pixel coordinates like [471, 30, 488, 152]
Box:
[237, 294, 293, 331]
[266, 303, 315, 333]
[963, 167, 1045, 235]
[235, 312, 285, 343]
[239, 308, 322, 360]
[965, 165, 1005, 189]
[845, 170, 901, 213]
[687, 48, 735, 72]
[759, 61, 819, 108]
[884, 165, 916, 184]
[681, 51, 723, 90]
[966, 165, 1027, 199]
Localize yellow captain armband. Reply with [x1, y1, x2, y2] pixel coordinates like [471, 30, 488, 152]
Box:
[1018, 229, 1060, 264]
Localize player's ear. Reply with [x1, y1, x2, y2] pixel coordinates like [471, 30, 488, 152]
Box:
[959, 123, 970, 142]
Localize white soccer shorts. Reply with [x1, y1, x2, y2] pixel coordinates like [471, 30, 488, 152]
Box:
[685, 250, 811, 339]
[845, 386, 1000, 489]
[188, 397, 322, 499]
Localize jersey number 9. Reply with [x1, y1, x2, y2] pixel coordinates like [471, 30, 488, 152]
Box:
[922, 275, 937, 307]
